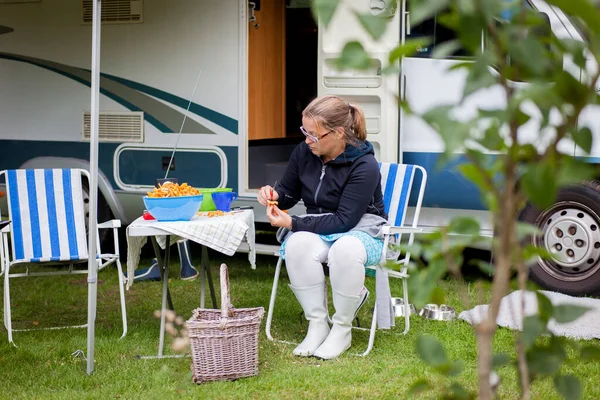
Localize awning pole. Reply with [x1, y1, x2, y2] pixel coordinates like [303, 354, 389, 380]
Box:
[86, 0, 101, 376]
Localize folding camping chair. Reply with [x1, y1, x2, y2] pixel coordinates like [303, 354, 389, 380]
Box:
[0, 168, 127, 345]
[265, 162, 427, 356]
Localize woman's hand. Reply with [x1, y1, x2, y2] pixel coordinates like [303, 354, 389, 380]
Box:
[258, 185, 279, 207]
[266, 205, 292, 229]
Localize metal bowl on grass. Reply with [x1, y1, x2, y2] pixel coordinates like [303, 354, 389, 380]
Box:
[392, 298, 417, 317]
[418, 304, 456, 321]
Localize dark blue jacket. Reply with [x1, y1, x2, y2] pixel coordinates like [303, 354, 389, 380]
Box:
[276, 140, 387, 235]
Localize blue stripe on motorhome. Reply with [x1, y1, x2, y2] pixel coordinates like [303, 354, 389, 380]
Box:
[0, 140, 240, 197]
[44, 169, 61, 259]
[396, 164, 414, 226]
[7, 170, 25, 260]
[61, 169, 79, 259]
[0, 141, 120, 186]
[0, 53, 172, 133]
[25, 170, 42, 259]
[403, 152, 486, 210]
[101, 73, 238, 134]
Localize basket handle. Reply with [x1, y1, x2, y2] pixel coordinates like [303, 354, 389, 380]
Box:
[220, 263, 233, 319]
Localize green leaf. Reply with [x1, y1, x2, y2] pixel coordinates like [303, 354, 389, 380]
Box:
[335, 41, 371, 70]
[555, 70, 588, 108]
[544, 0, 600, 36]
[580, 345, 600, 361]
[556, 157, 597, 187]
[416, 335, 448, 367]
[522, 244, 552, 264]
[388, 38, 432, 62]
[522, 315, 545, 348]
[515, 143, 540, 163]
[536, 292, 554, 325]
[408, 378, 432, 396]
[479, 122, 506, 151]
[572, 127, 593, 154]
[435, 360, 464, 377]
[515, 222, 540, 240]
[448, 382, 472, 400]
[448, 217, 480, 236]
[521, 160, 557, 209]
[492, 353, 511, 368]
[408, 0, 451, 27]
[459, 164, 491, 192]
[432, 39, 462, 59]
[527, 345, 565, 375]
[471, 260, 495, 275]
[554, 374, 582, 400]
[553, 304, 590, 323]
[430, 286, 447, 306]
[311, 0, 340, 27]
[355, 12, 388, 40]
[422, 106, 471, 155]
[507, 36, 550, 77]
[463, 52, 497, 99]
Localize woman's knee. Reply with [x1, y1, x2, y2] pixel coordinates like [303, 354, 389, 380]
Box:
[328, 236, 367, 267]
[285, 231, 328, 262]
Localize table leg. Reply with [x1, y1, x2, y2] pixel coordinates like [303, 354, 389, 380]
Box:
[201, 245, 218, 308]
[151, 235, 172, 358]
[150, 237, 174, 311]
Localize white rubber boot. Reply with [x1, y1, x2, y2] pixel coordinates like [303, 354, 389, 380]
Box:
[314, 288, 361, 360]
[289, 281, 330, 357]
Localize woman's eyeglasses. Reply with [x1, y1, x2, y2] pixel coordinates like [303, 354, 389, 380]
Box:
[300, 126, 333, 143]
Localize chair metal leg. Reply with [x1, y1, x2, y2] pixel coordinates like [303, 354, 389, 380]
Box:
[402, 278, 410, 335]
[265, 257, 283, 341]
[115, 258, 128, 339]
[4, 265, 15, 346]
[359, 300, 377, 357]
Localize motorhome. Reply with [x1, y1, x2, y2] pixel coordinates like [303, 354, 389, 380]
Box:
[1, 0, 599, 295]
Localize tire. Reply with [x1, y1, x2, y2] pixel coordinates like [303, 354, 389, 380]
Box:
[519, 182, 600, 296]
[81, 179, 113, 249]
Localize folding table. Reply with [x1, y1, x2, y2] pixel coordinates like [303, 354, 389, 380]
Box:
[126, 210, 256, 358]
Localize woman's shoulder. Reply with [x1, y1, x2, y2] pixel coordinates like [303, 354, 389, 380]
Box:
[353, 152, 380, 170]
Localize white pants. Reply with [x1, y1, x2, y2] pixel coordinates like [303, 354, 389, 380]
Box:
[284, 231, 367, 296]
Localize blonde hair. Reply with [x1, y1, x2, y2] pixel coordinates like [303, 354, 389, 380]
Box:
[302, 95, 367, 144]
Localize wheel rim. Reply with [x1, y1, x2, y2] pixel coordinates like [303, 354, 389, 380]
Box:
[82, 184, 90, 233]
[535, 201, 600, 282]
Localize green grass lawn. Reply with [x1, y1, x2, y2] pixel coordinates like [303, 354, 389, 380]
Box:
[1, 248, 599, 399]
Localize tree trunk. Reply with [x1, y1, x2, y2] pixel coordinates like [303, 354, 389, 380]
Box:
[477, 184, 515, 398]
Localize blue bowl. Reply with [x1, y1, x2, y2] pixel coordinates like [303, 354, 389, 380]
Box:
[143, 194, 204, 222]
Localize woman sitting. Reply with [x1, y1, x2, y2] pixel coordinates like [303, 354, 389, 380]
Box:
[258, 95, 387, 359]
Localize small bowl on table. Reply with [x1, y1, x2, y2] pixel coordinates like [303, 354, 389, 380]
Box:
[143, 194, 204, 222]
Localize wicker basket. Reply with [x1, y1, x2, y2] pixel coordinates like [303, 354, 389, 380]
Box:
[187, 263, 265, 384]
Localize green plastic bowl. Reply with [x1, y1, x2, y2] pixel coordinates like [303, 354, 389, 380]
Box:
[197, 188, 233, 211]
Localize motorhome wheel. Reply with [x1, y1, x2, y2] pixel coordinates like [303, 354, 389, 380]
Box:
[519, 183, 600, 295]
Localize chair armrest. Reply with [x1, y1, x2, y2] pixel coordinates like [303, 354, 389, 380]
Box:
[98, 219, 121, 229]
[381, 226, 423, 235]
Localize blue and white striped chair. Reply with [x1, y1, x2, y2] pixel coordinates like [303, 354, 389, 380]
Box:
[0, 168, 127, 345]
[265, 162, 427, 356]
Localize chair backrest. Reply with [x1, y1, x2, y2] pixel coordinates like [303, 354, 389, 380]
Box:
[4, 169, 89, 263]
[378, 163, 426, 228]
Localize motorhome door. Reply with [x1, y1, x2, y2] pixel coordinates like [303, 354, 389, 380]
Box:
[316, 0, 401, 164]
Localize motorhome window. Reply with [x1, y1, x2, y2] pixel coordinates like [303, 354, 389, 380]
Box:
[407, 11, 472, 59]
[567, 16, 588, 42]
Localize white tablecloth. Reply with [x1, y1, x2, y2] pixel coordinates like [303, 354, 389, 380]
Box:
[125, 210, 256, 289]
